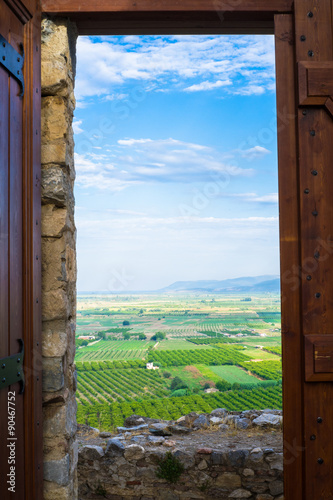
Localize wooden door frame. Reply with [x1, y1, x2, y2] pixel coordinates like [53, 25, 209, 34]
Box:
[40, 2, 333, 499]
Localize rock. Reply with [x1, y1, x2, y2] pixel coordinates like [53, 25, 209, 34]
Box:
[147, 436, 165, 445]
[123, 415, 160, 427]
[240, 410, 260, 420]
[172, 450, 195, 469]
[216, 472, 241, 489]
[105, 438, 125, 457]
[163, 440, 177, 447]
[229, 488, 252, 498]
[265, 452, 283, 471]
[249, 448, 264, 463]
[198, 459, 208, 470]
[157, 491, 179, 500]
[225, 415, 239, 426]
[99, 431, 112, 438]
[149, 423, 172, 436]
[185, 412, 199, 427]
[269, 480, 284, 496]
[197, 448, 212, 455]
[176, 416, 186, 424]
[42, 357, 64, 392]
[253, 414, 283, 428]
[219, 424, 229, 432]
[242, 468, 254, 477]
[227, 450, 250, 468]
[117, 424, 148, 433]
[124, 444, 145, 460]
[168, 424, 192, 434]
[193, 414, 210, 429]
[131, 435, 147, 444]
[235, 418, 251, 430]
[210, 408, 227, 418]
[78, 445, 104, 461]
[262, 409, 282, 415]
[210, 416, 224, 425]
[211, 450, 225, 465]
[44, 454, 69, 486]
[256, 494, 274, 500]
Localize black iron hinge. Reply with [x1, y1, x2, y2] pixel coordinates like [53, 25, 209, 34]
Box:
[0, 339, 25, 394]
[0, 34, 24, 97]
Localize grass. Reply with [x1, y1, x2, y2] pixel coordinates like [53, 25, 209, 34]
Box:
[242, 348, 281, 360]
[156, 340, 213, 350]
[208, 365, 262, 384]
[166, 365, 214, 391]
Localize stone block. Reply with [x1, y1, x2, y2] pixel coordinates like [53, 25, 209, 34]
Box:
[124, 444, 145, 461]
[229, 489, 252, 498]
[42, 96, 69, 142]
[42, 204, 74, 238]
[44, 454, 70, 486]
[43, 397, 77, 439]
[42, 139, 68, 165]
[79, 445, 104, 461]
[215, 472, 241, 489]
[42, 287, 69, 322]
[42, 165, 73, 207]
[43, 357, 64, 392]
[265, 453, 283, 471]
[105, 438, 125, 457]
[227, 450, 250, 468]
[42, 320, 68, 357]
[269, 480, 284, 496]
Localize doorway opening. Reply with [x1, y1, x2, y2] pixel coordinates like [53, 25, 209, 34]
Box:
[72, 34, 282, 431]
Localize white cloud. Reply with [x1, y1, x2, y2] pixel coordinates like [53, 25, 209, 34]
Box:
[226, 192, 278, 204]
[74, 137, 255, 191]
[240, 146, 271, 159]
[185, 79, 232, 92]
[75, 35, 275, 100]
[73, 119, 84, 134]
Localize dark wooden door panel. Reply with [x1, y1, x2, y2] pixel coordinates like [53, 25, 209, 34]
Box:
[0, 0, 42, 498]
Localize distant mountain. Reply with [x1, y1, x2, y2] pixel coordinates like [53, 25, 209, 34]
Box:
[159, 275, 280, 293]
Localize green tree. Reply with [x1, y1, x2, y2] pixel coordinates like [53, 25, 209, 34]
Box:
[123, 332, 130, 340]
[138, 333, 147, 340]
[123, 320, 130, 326]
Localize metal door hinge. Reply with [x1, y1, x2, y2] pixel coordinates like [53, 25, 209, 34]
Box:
[0, 339, 25, 394]
[0, 34, 24, 97]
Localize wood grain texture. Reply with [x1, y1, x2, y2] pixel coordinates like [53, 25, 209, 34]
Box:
[42, 0, 293, 14]
[41, 0, 293, 34]
[0, 0, 42, 498]
[295, 1, 333, 498]
[275, 14, 304, 500]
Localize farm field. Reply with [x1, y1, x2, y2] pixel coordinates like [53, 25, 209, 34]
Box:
[208, 365, 263, 384]
[75, 292, 282, 428]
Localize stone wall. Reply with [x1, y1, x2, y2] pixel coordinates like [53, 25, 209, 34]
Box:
[78, 410, 284, 500]
[41, 16, 78, 500]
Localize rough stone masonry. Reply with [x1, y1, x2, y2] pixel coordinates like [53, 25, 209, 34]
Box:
[41, 16, 78, 500]
[78, 408, 284, 500]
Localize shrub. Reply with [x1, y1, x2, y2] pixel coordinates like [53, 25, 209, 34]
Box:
[123, 320, 130, 326]
[215, 380, 232, 392]
[156, 452, 184, 483]
[163, 371, 172, 379]
[170, 377, 187, 391]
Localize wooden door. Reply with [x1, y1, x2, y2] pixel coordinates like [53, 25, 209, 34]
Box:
[0, 0, 42, 499]
[276, 3, 333, 499]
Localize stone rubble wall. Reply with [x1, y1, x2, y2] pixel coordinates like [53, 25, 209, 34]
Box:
[78, 409, 284, 500]
[41, 16, 78, 500]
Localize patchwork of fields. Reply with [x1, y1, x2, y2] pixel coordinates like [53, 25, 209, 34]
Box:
[75, 293, 282, 429]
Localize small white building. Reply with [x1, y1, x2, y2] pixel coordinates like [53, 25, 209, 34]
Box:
[78, 335, 95, 340]
[146, 362, 159, 370]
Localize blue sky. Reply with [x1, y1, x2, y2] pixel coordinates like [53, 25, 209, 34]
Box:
[74, 35, 279, 292]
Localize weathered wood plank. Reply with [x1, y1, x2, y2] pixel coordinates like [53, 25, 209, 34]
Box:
[275, 14, 304, 500]
[42, 0, 294, 15]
